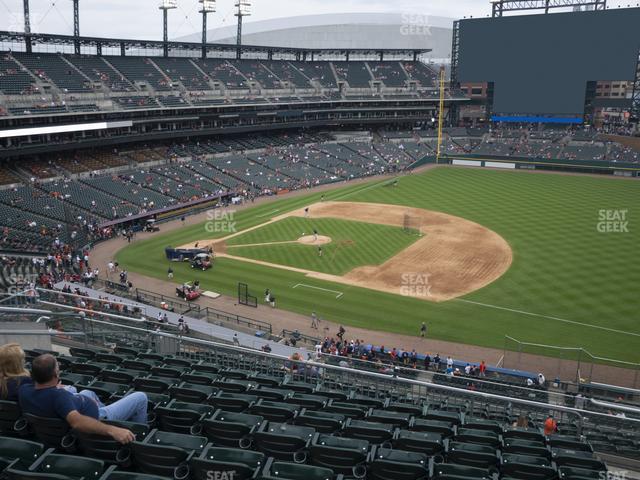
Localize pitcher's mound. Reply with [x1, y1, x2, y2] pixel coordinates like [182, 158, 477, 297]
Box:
[298, 235, 332, 245]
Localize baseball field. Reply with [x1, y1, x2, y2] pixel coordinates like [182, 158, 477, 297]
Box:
[116, 167, 640, 363]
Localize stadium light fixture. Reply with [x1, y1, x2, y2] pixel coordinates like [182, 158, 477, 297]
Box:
[236, 0, 252, 16]
[200, 0, 216, 13]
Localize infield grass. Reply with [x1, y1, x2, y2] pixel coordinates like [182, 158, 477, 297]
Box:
[226, 217, 420, 275]
[116, 167, 640, 363]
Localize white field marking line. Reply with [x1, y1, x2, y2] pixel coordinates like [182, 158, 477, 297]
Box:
[257, 209, 280, 218]
[293, 283, 344, 299]
[456, 298, 640, 338]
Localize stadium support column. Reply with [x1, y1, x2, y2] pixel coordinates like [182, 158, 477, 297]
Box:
[72, 0, 80, 55]
[159, 0, 177, 58]
[449, 20, 461, 126]
[631, 47, 640, 125]
[199, 1, 216, 59]
[436, 67, 446, 163]
[23, 0, 32, 53]
[235, 1, 251, 60]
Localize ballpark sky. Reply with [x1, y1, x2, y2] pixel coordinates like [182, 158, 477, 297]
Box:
[0, 0, 487, 40]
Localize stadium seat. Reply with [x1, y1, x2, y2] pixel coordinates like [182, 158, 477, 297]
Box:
[324, 401, 367, 419]
[96, 468, 168, 480]
[285, 393, 328, 410]
[133, 376, 173, 394]
[410, 419, 455, 438]
[213, 378, 256, 394]
[341, 419, 395, 445]
[293, 409, 345, 433]
[97, 370, 137, 385]
[153, 399, 215, 434]
[195, 410, 264, 447]
[9, 452, 107, 480]
[393, 430, 445, 456]
[431, 463, 495, 480]
[208, 392, 258, 412]
[252, 422, 315, 461]
[308, 434, 369, 475]
[0, 400, 24, 437]
[73, 420, 149, 464]
[85, 381, 132, 403]
[500, 453, 556, 480]
[253, 386, 294, 402]
[552, 452, 605, 471]
[0, 436, 46, 468]
[188, 446, 265, 480]
[558, 466, 604, 480]
[128, 429, 207, 477]
[168, 382, 218, 403]
[249, 399, 299, 422]
[367, 447, 429, 480]
[22, 413, 72, 450]
[259, 458, 338, 480]
[366, 409, 412, 428]
[455, 428, 501, 448]
[446, 442, 499, 469]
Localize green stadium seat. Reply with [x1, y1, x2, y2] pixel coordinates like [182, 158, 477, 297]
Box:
[74, 420, 149, 464]
[196, 410, 264, 447]
[367, 409, 412, 428]
[308, 434, 369, 476]
[463, 419, 503, 435]
[341, 419, 395, 444]
[253, 387, 294, 402]
[252, 422, 315, 461]
[213, 378, 256, 394]
[191, 362, 220, 375]
[97, 370, 137, 385]
[552, 453, 605, 471]
[68, 347, 98, 360]
[249, 399, 299, 422]
[422, 410, 462, 426]
[136, 353, 164, 362]
[293, 409, 345, 433]
[386, 402, 425, 417]
[208, 392, 258, 412]
[22, 452, 106, 480]
[249, 375, 281, 388]
[284, 393, 328, 410]
[393, 430, 445, 456]
[284, 382, 316, 394]
[502, 438, 550, 458]
[0, 400, 24, 437]
[558, 466, 604, 480]
[84, 381, 132, 403]
[22, 413, 71, 450]
[180, 373, 216, 386]
[367, 447, 429, 480]
[431, 462, 495, 480]
[0, 436, 45, 467]
[447, 442, 499, 469]
[188, 446, 265, 480]
[259, 458, 338, 480]
[154, 399, 215, 434]
[324, 400, 367, 419]
[410, 419, 455, 438]
[129, 429, 207, 477]
[59, 373, 93, 388]
[348, 395, 385, 409]
[503, 428, 545, 443]
[168, 382, 218, 403]
[500, 453, 556, 480]
[548, 436, 592, 452]
[133, 376, 174, 394]
[455, 428, 500, 448]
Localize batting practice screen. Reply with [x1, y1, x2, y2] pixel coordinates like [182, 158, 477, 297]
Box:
[457, 8, 640, 116]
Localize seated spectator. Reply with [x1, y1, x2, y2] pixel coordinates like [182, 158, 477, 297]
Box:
[19, 354, 147, 444]
[0, 343, 32, 401]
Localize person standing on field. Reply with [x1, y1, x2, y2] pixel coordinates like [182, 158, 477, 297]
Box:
[420, 322, 427, 338]
[310, 312, 318, 329]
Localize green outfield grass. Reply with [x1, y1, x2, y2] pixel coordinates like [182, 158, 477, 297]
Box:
[116, 167, 640, 363]
[226, 217, 420, 275]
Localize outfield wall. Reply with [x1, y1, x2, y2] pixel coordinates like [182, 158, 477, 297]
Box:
[442, 154, 640, 177]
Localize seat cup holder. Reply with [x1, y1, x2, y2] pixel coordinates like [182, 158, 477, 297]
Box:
[293, 450, 308, 464]
[174, 464, 190, 480]
[352, 464, 367, 479]
[238, 436, 252, 450]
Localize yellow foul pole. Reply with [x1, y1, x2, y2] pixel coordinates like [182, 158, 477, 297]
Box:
[436, 66, 446, 163]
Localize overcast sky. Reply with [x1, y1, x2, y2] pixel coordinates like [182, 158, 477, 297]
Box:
[0, 0, 489, 40]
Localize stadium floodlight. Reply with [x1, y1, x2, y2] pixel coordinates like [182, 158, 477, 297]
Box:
[159, 0, 178, 9]
[235, 0, 252, 16]
[200, 0, 216, 13]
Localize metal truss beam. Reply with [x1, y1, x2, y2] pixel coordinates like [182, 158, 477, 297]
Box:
[492, 0, 606, 17]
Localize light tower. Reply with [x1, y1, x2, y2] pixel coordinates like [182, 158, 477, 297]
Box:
[159, 0, 178, 58]
[235, 0, 251, 60]
[72, 0, 80, 55]
[23, 0, 32, 53]
[199, 0, 216, 59]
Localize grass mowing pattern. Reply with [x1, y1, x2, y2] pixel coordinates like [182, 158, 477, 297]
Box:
[226, 217, 420, 275]
[117, 168, 640, 363]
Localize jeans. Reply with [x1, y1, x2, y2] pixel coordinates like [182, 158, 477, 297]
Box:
[79, 389, 148, 423]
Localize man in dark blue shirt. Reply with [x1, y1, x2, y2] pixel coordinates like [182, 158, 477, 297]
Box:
[19, 354, 140, 444]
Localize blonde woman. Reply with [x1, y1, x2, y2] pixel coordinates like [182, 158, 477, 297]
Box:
[0, 343, 32, 401]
